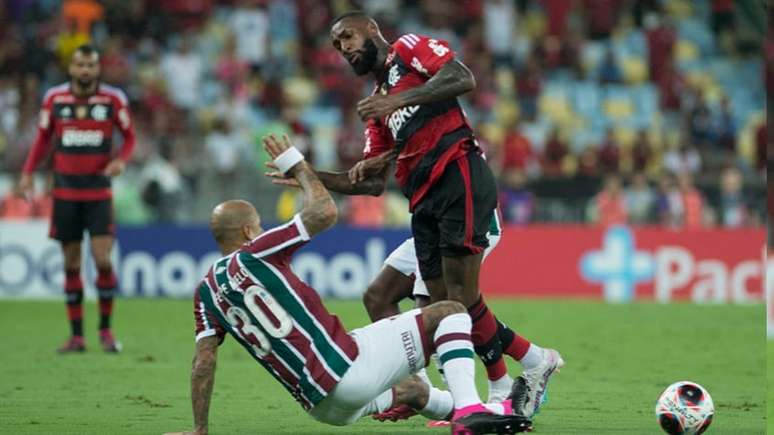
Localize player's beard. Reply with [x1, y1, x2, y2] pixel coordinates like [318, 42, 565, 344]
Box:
[76, 77, 96, 89]
[349, 38, 378, 76]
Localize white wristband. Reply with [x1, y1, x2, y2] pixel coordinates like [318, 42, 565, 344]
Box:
[274, 146, 305, 174]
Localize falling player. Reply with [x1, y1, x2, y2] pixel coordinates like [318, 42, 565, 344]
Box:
[18, 44, 135, 353]
[166, 135, 530, 435]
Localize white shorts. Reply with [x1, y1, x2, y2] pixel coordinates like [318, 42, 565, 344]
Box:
[384, 234, 501, 298]
[307, 308, 430, 426]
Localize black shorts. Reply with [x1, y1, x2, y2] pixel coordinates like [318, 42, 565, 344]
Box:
[411, 151, 497, 281]
[50, 199, 114, 242]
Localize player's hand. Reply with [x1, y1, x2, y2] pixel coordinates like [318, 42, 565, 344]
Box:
[262, 134, 293, 160]
[104, 159, 126, 177]
[356, 94, 402, 121]
[264, 161, 301, 188]
[348, 150, 396, 184]
[16, 173, 34, 200]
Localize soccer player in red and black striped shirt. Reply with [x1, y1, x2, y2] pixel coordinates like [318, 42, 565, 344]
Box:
[316, 12, 564, 419]
[18, 44, 135, 353]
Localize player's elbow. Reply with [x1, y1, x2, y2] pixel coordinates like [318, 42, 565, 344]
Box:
[318, 201, 339, 229]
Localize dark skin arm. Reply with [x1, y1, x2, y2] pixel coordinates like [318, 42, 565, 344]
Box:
[356, 59, 476, 121]
[266, 149, 396, 196]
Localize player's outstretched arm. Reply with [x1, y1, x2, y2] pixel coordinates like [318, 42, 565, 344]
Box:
[188, 335, 219, 435]
[263, 134, 338, 236]
[265, 148, 393, 196]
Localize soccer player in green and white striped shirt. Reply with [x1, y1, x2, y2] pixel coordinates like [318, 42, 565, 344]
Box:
[168, 135, 530, 435]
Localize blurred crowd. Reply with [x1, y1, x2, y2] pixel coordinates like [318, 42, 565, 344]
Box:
[0, 0, 768, 228]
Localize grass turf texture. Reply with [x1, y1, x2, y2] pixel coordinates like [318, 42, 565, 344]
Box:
[1, 299, 765, 434]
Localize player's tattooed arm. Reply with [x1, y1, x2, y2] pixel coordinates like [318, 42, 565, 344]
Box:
[263, 134, 338, 236]
[290, 160, 339, 236]
[190, 336, 219, 435]
[395, 59, 476, 106]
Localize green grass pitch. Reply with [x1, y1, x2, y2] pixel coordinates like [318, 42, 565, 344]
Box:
[0, 299, 765, 434]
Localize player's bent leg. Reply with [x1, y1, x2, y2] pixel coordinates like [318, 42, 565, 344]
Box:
[362, 265, 415, 321]
[90, 235, 121, 352]
[59, 241, 85, 353]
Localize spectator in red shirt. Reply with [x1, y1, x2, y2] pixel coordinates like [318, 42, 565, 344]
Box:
[646, 15, 676, 83]
[597, 129, 620, 174]
[678, 173, 705, 229]
[542, 128, 568, 177]
[583, 0, 622, 40]
[591, 174, 628, 227]
[517, 56, 543, 121]
[501, 121, 537, 173]
[657, 60, 684, 112]
[631, 130, 652, 172]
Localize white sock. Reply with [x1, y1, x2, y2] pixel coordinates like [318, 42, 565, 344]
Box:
[483, 402, 508, 415]
[487, 373, 513, 402]
[433, 313, 482, 410]
[519, 344, 544, 371]
[419, 387, 454, 420]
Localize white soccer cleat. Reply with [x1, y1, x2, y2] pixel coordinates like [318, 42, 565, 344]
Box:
[515, 348, 564, 418]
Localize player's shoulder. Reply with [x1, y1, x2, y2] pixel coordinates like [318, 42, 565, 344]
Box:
[98, 83, 129, 106]
[42, 82, 71, 103]
[392, 33, 428, 54]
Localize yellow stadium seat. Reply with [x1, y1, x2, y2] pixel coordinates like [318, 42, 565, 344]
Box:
[602, 99, 634, 119]
[622, 57, 648, 84]
[675, 39, 699, 62]
[539, 94, 573, 124]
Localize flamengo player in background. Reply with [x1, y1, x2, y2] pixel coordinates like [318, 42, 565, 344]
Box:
[166, 135, 531, 435]
[18, 44, 135, 353]
[314, 12, 560, 418]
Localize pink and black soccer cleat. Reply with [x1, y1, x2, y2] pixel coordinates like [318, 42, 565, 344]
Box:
[99, 329, 122, 353]
[57, 336, 86, 353]
[451, 412, 531, 435]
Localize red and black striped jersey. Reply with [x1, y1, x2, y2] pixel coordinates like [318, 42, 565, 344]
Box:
[363, 33, 477, 210]
[22, 82, 136, 201]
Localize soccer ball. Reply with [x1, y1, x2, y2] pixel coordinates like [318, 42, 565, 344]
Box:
[655, 381, 714, 434]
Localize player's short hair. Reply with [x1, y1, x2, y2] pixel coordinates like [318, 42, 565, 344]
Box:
[73, 44, 100, 59]
[331, 10, 372, 27]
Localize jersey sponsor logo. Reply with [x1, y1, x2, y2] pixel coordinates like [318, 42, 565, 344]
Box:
[411, 57, 429, 75]
[387, 64, 400, 87]
[59, 106, 72, 119]
[91, 104, 109, 121]
[61, 129, 105, 147]
[387, 105, 420, 138]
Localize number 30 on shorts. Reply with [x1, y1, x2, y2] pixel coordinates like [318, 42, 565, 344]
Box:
[226, 286, 292, 356]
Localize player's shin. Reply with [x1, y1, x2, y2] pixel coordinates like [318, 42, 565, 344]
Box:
[467, 296, 508, 381]
[496, 318, 543, 370]
[64, 268, 84, 337]
[96, 267, 117, 331]
[433, 313, 486, 417]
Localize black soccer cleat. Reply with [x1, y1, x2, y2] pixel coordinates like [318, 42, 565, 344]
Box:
[507, 376, 529, 418]
[451, 412, 532, 435]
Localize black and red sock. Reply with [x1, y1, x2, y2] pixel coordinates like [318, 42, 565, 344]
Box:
[64, 269, 83, 337]
[467, 296, 508, 381]
[496, 318, 532, 361]
[96, 267, 117, 331]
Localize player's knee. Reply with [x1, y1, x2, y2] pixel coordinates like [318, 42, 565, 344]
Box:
[362, 284, 387, 314]
[436, 300, 466, 316]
